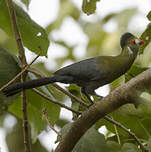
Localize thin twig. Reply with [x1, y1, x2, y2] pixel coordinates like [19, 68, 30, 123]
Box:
[6, 0, 31, 152]
[0, 50, 41, 92]
[28, 68, 89, 108]
[32, 88, 82, 115]
[42, 108, 62, 138]
[104, 116, 147, 152]
[112, 116, 121, 145]
[52, 83, 89, 108]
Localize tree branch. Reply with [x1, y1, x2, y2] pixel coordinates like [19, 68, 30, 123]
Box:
[6, 0, 31, 152]
[42, 108, 62, 138]
[54, 68, 151, 152]
[32, 88, 82, 115]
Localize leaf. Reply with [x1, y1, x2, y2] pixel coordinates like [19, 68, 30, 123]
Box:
[97, 103, 151, 141]
[0, 47, 21, 87]
[0, 0, 49, 56]
[140, 118, 151, 137]
[0, 47, 21, 114]
[121, 143, 138, 152]
[147, 11, 151, 21]
[82, 0, 100, 15]
[9, 96, 22, 119]
[125, 65, 148, 82]
[73, 126, 108, 152]
[21, 0, 31, 8]
[139, 11, 151, 54]
[27, 90, 60, 143]
[147, 138, 151, 151]
[10, 89, 60, 143]
[58, 123, 108, 152]
[106, 141, 121, 152]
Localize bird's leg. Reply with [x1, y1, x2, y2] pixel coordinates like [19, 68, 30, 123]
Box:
[90, 91, 103, 101]
[81, 88, 94, 104]
[95, 94, 103, 100]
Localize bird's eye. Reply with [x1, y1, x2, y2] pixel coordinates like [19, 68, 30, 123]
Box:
[139, 40, 144, 45]
[131, 39, 135, 44]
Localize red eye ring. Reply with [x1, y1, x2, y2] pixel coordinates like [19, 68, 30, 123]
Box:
[139, 40, 144, 45]
[131, 39, 135, 44]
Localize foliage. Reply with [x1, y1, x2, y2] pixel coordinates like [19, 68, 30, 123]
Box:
[0, 0, 151, 152]
[82, 0, 101, 15]
[0, 0, 49, 56]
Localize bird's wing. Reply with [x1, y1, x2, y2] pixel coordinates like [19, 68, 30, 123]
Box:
[54, 57, 105, 81]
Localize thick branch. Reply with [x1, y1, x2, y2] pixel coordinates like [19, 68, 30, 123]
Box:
[55, 68, 151, 152]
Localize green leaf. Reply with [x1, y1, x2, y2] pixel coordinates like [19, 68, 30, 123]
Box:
[147, 11, 151, 21]
[97, 103, 151, 141]
[58, 124, 108, 152]
[9, 96, 22, 119]
[73, 126, 108, 152]
[21, 0, 31, 8]
[106, 141, 121, 152]
[82, 0, 100, 15]
[121, 143, 138, 152]
[147, 138, 151, 151]
[125, 65, 148, 82]
[27, 90, 60, 143]
[0, 0, 49, 56]
[10, 89, 60, 143]
[139, 11, 151, 54]
[0, 47, 20, 87]
[0, 47, 21, 114]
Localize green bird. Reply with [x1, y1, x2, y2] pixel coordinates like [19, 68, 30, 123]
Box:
[2, 32, 144, 103]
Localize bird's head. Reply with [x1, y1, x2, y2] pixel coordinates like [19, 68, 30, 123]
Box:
[120, 32, 144, 55]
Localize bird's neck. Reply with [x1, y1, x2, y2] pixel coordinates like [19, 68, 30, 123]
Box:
[115, 46, 139, 73]
[120, 46, 139, 58]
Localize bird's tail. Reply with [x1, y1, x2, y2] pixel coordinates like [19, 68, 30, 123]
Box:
[2, 76, 57, 97]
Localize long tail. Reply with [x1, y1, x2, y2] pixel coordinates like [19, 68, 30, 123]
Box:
[2, 76, 57, 97]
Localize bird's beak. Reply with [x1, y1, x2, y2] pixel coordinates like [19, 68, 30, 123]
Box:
[135, 39, 144, 45]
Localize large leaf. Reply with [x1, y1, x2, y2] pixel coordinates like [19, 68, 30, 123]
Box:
[6, 120, 48, 152]
[27, 90, 60, 143]
[0, 0, 49, 56]
[57, 123, 108, 152]
[0, 47, 21, 114]
[121, 143, 139, 152]
[73, 126, 108, 152]
[9, 89, 60, 143]
[106, 141, 121, 152]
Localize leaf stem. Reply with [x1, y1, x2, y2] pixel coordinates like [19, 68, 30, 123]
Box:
[42, 108, 62, 138]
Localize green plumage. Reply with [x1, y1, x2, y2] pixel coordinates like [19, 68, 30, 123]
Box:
[2, 32, 143, 103]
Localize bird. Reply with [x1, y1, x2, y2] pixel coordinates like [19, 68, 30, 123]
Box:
[2, 32, 144, 103]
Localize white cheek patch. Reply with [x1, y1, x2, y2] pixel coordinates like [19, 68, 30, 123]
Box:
[135, 39, 140, 44]
[127, 46, 133, 55]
